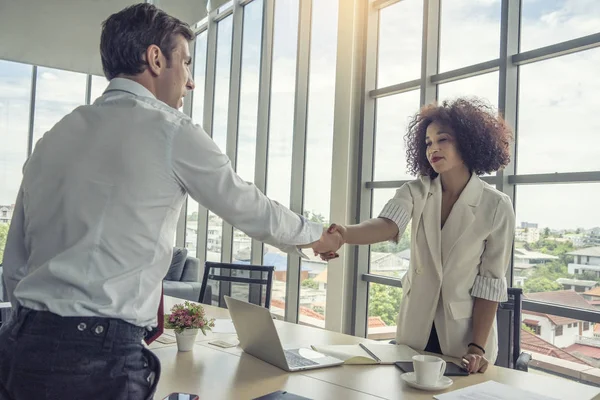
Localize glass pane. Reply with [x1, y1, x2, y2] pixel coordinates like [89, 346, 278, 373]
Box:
[33, 67, 87, 145]
[212, 16, 233, 153]
[300, 0, 338, 328]
[439, 0, 501, 72]
[373, 90, 420, 181]
[369, 189, 412, 276]
[517, 48, 600, 174]
[186, 31, 208, 259]
[232, 0, 264, 265]
[186, 198, 199, 258]
[206, 16, 233, 261]
[367, 282, 402, 341]
[437, 72, 499, 109]
[513, 183, 600, 294]
[520, 313, 598, 383]
[377, 0, 423, 88]
[232, 228, 252, 262]
[90, 75, 109, 103]
[0, 60, 31, 262]
[237, 0, 262, 185]
[192, 30, 208, 126]
[521, 0, 600, 52]
[207, 211, 223, 262]
[266, 0, 299, 317]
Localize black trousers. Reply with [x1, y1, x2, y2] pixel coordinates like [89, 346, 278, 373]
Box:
[424, 323, 443, 355]
[0, 306, 161, 400]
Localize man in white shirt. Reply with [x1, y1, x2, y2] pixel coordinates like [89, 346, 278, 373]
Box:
[0, 4, 342, 400]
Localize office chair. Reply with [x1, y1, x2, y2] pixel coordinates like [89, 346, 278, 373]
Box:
[199, 262, 275, 309]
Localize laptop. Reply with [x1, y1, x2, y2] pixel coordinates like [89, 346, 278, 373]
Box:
[224, 296, 343, 372]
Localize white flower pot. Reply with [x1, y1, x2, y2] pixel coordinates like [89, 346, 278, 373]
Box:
[175, 328, 198, 352]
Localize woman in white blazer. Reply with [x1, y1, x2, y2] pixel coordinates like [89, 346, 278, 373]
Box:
[326, 98, 515, 373]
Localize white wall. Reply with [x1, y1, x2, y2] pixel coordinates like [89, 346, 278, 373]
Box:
[0, 0, 213, 76]
[554, 323, 582, 349]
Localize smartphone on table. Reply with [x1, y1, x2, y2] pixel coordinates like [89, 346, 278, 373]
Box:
[162, 393, 200, 400]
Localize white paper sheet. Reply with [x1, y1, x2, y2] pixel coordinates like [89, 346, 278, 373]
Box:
[434, 381, 559, 400]
[211, 318, 237, 334]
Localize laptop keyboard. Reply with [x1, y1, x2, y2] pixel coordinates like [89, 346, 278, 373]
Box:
[284, 349, 319, 368]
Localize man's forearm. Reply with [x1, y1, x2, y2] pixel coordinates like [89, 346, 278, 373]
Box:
[471, 297, 499, 350]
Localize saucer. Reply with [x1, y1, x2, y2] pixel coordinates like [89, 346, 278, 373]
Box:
[400, 372, 453, 391]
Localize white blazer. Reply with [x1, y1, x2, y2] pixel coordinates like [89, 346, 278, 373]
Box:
[379, 173, 515, 364]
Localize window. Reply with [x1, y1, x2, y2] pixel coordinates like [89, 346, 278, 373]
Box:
[437, 72, 499, 110]
[185, 30, 208, 258]
[367, 189, 410, 340]
[233, 0, 264, 265]
[367, 282, 403, 341]
[517, 48, 600, 174]
[555, 325, 563, 336]
[515, 183, 600, 294]
[90, 75, 108, 103]
[439, 0, 501, 72]
[520, 0, 600, 52]
[33, 67, 87, 145]
[584, 322, 590, 331]
[265, 0, 300, 317]
[0, 59, 32, 262]
[206, 15, 234, 261]
[525, 323, 541, 336]
[300, 0, 339, 327]
[373, 90, 420, 181]
[377, 0, 423, 88]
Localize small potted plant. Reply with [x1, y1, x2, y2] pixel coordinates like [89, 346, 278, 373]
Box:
[164, 301, 215, 352]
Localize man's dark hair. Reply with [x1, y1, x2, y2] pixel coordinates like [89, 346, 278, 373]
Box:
[100, 3, 194, 80]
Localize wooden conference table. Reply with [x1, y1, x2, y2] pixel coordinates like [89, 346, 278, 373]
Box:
[149, 296, 600, 400]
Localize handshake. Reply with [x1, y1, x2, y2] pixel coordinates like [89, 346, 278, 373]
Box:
[310, 224, 346, 261]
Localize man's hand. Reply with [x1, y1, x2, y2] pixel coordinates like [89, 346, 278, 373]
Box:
[461, 346, 489, 374]
[311, 226, 345, 259]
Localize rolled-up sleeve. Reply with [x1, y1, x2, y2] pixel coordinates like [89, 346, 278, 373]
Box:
[170, 123, 322, 256]
[377, 183, 413, 243]
[471, 195, 515, 302]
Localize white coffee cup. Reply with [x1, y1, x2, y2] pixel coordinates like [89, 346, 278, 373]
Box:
[412, 355, 446, 386]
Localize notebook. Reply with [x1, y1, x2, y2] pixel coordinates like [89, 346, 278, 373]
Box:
[310, 343, 419, 365]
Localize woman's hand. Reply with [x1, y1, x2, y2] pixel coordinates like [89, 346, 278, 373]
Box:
[461, 346, 489, 374]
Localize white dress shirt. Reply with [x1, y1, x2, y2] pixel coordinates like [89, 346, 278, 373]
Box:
[2, 78, 322, 328]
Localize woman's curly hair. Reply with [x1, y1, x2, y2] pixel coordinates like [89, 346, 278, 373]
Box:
[405, 97, 513, 178]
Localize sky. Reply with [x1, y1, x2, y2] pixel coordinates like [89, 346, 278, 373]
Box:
[0, 0, 599, 237]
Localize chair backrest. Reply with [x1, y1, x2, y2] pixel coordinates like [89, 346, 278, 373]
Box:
[496, 287, 523, 369]
[199, 262, 275, 309]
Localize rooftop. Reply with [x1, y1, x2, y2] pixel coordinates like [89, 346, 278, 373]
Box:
[525, 290, 597, 311]
[584, 287, 600, 297]
[556, 278, 598, 287]
[514, 248, 559, 261]
[568, 246, 600, 257]
[523, 310, 579, 326]
[521, 329, 592, 366]
[564, 343, 600, 360]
